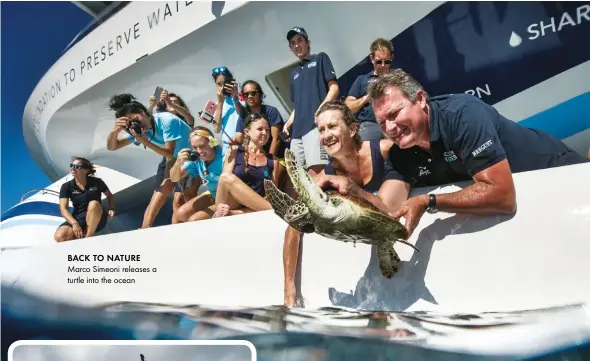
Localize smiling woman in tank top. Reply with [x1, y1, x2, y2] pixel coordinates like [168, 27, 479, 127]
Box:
[282, 100, 404, 307]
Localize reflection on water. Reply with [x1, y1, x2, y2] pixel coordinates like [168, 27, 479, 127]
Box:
[2, 286, 590, 361]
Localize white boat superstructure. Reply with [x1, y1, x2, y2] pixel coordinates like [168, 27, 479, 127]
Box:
[2, 1, 590, 317]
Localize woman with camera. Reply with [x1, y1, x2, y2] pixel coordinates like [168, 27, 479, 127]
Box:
[54, 157, 115, 242]
[147, 90, 196, 221]
[235, 80, 287, 186]
[106, 93, 191, 228]
[211, 66, 243, 159]
[169, 126, 225, 223]
[190, 112, 276, 221]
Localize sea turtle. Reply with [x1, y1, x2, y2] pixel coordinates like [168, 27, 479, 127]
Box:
[264, 148, 419, 279]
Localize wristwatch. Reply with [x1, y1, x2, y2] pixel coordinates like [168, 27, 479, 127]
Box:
[426, 194, 438, 214]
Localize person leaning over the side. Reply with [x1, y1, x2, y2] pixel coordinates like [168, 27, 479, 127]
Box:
[283, 100, 396, 306]
[106, 93, 191, 229]
[345, 37, 394, 141]
[54, 157, 115, 242]
[322, 69, 588, 237]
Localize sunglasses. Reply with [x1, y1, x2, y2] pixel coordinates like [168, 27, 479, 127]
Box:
[243, 90, 259, 98]
[374, 59, 392, 65]
[70, 163, 82, 169]
[212, 66, 228, 76]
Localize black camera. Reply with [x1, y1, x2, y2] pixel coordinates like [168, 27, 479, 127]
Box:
[188, 150, 200, 162]
[127, 119, 143, 137]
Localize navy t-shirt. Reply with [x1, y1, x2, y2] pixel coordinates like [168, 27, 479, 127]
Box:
[233, 146, 274, 197]
[289, 52, 337, 139]
[385, 94, 588, 187]
[347, 71, 379, 124]
[236, 104, 286, 158]
[59, 177, 109, 221]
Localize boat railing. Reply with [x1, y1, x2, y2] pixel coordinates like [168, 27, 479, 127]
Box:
[20, 189, 61, 202]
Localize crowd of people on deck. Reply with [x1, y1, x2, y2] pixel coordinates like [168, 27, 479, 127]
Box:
[54, 26, 589, 306]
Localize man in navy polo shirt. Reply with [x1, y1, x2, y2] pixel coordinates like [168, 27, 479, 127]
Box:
[345, 38, 394, 141]
[283, 26, 339, 175]
[282, 26, 339, 307]
[318, 69, 588, 237]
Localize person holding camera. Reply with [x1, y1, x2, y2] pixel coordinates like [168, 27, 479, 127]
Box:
[147, 90, 196, 220]
[106, 93, 191, 228]
[54, 157, 115, 242]
[211, 66, 243, 159]
[234, 80, 287, 186]
[169, 126, 225, 223]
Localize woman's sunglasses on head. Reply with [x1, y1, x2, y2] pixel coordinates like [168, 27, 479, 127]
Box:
[212, 66, 228, 76]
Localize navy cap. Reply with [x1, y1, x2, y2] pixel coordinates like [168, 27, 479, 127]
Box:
[287, 26, 308, 41]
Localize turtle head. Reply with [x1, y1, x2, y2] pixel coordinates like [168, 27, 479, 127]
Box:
[284, 149, 343, 220]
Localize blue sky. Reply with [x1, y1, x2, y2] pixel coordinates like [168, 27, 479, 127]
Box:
[1, 2, 91, 213]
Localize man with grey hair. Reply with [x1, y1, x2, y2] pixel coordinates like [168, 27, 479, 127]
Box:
[317, 68, 587, 236]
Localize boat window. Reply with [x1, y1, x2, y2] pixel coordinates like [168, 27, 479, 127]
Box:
[264, 60, 299, 113]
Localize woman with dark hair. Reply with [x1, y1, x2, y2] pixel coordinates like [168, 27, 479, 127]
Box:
[54, 157, 115, 242]
[235, 80, 286, 186]
[105, 93, 192, 228]
[190, 112, 276, 220]
[148, 90, 196, 219]
[211, 66, 243, 158]
[281, 100, 397, 307]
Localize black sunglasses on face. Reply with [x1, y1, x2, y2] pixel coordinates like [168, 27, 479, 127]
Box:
[243, 91, 259, 97]
[374, 59, 392, 65]
[70, 163, 82, 169]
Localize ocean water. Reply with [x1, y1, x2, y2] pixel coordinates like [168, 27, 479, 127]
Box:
[2, 286, 590, 361]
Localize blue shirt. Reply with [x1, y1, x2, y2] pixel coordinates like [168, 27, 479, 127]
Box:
[181, 146, 224, 199]
[384, 94, 588, 187]
[124, 112, 191, 159]
[347, 71, 379, 124]
[220, 97, 244, 157]
[289, 52, 337, 139]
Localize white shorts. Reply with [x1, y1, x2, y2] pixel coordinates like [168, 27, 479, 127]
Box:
[290, 128, 329, 169]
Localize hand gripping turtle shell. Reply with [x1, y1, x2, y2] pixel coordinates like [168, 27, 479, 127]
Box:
[264, 148, 419, 279]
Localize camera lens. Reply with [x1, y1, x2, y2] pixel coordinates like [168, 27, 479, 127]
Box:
[189, 151, 200, 162]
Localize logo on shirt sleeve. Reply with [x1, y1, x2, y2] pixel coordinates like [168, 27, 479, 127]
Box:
[443, 150, 458, 163]
[472, 140, 493, 157]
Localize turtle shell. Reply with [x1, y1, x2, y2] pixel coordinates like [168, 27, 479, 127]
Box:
[325, 190, 383, 214]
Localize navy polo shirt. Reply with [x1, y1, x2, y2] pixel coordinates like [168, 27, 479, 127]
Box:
[59, 177, 109, 221]
[384, 94, 587, 187]
[289, 52, 337, 140]
[347, 71, 379, 124]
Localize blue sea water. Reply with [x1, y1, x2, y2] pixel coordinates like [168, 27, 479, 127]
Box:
[2, 286, 590, 361]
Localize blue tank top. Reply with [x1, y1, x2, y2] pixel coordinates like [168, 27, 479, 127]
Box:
[324, 139, 384, 195]
[233, 146, 274, 197]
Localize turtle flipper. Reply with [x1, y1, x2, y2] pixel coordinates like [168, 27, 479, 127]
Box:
[376, 243, 401, 279]
[264, 179, 314, 233]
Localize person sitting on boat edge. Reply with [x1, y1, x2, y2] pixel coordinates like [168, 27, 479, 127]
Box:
[362, 69, 589, 236]
[189, 112, 276, 221]
[148, 90, 196, 223]
[283, 100, 396, 307]
[235, 80, 287, 186]
[106, 93, 191, 229]
[211, 66, 243, 159]
[169, 127, 224, 223]
[54, 157, 115, 242]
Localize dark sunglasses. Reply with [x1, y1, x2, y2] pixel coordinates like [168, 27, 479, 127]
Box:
[243, 90, 259, 97]
[212, 66, 228, 76]
[374, 59, 392, 65]
[70, 163, 82, 169]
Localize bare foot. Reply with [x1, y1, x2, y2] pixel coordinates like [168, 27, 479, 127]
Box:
[214, 204, 230, 218]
